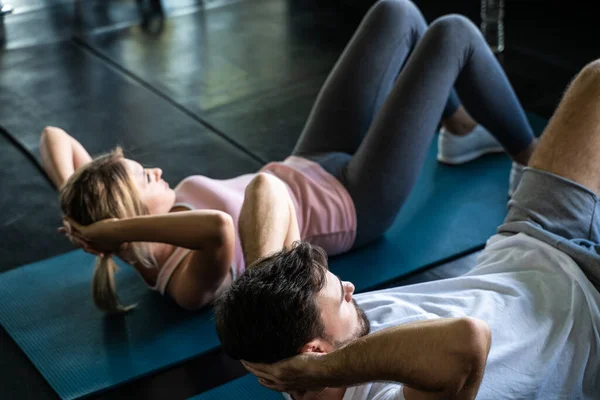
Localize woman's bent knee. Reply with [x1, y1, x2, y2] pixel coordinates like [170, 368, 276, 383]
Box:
[367, 0, 422, 23]
[428, 14, 480, 41]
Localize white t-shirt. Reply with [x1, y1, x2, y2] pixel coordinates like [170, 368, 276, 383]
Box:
[286, 233, 600, 400]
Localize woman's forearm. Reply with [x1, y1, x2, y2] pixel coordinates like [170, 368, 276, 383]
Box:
[39, 126, 92, 189]
[317, 318, 491, 399]
[112, 210, 234, 251]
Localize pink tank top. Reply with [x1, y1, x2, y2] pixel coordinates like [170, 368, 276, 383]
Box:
[152, 156, 356, 295]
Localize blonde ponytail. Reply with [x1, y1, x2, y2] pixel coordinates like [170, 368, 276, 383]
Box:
[92, 255, 135, 313]
[60, 147, 155, 314]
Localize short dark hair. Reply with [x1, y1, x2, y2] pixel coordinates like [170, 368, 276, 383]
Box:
[215, 241, 328, 363]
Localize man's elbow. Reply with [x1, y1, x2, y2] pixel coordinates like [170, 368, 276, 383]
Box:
[450, 317, 491, 395]
[462, 317, 491, 368]
[41, 126, 65, 141]
[40, 127, 52, 149]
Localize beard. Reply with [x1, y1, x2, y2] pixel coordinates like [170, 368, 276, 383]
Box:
[354, 299, 371, 337]
[332, 299, 371, 349]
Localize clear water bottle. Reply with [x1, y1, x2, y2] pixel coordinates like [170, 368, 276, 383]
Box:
[480, 0, 504, 53]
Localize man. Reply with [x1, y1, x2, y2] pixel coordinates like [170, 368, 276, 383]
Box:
[214, 20, 600, 400]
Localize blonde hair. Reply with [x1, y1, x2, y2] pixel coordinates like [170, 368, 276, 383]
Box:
[59, 148, 156, 313]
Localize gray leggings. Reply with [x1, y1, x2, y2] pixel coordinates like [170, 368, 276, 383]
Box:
[292, 0, 534, 248]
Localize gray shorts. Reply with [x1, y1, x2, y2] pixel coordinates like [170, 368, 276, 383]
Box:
[498, 168, 600, 290]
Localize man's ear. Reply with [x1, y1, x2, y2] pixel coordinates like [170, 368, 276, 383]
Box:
[299, 338, 331, 354]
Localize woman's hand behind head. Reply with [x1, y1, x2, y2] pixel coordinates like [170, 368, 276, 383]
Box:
[60, 217, 125, 257]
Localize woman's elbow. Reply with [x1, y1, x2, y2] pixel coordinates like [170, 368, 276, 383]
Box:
[178, 290, 219, 310]
[174, 274, 228, 311]
[175, 294, 211, 311]
[213, 211, 235, 248]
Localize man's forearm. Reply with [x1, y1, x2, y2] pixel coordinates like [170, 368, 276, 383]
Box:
[317, 318, 491, 398]
[238, 173, 300, 267]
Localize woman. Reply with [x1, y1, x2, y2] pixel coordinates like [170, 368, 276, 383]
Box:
[46, 0, 537, 313]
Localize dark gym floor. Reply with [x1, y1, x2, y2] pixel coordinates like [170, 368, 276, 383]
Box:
[0, 0, 597, 399]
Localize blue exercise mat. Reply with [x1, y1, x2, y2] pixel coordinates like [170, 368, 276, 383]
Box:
[0, 114, 546, 400]
[330, 113, 547, 292]
[190, 374, 281, 400]
[0, 250, 220, 399]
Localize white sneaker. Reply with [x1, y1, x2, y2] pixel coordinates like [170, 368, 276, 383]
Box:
[0, 4, 13, 15]
[437, 125, 504, 165]
[508, 162, 526, 198]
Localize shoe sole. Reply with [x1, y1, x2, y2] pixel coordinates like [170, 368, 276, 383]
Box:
[437, 146, 505, 165]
